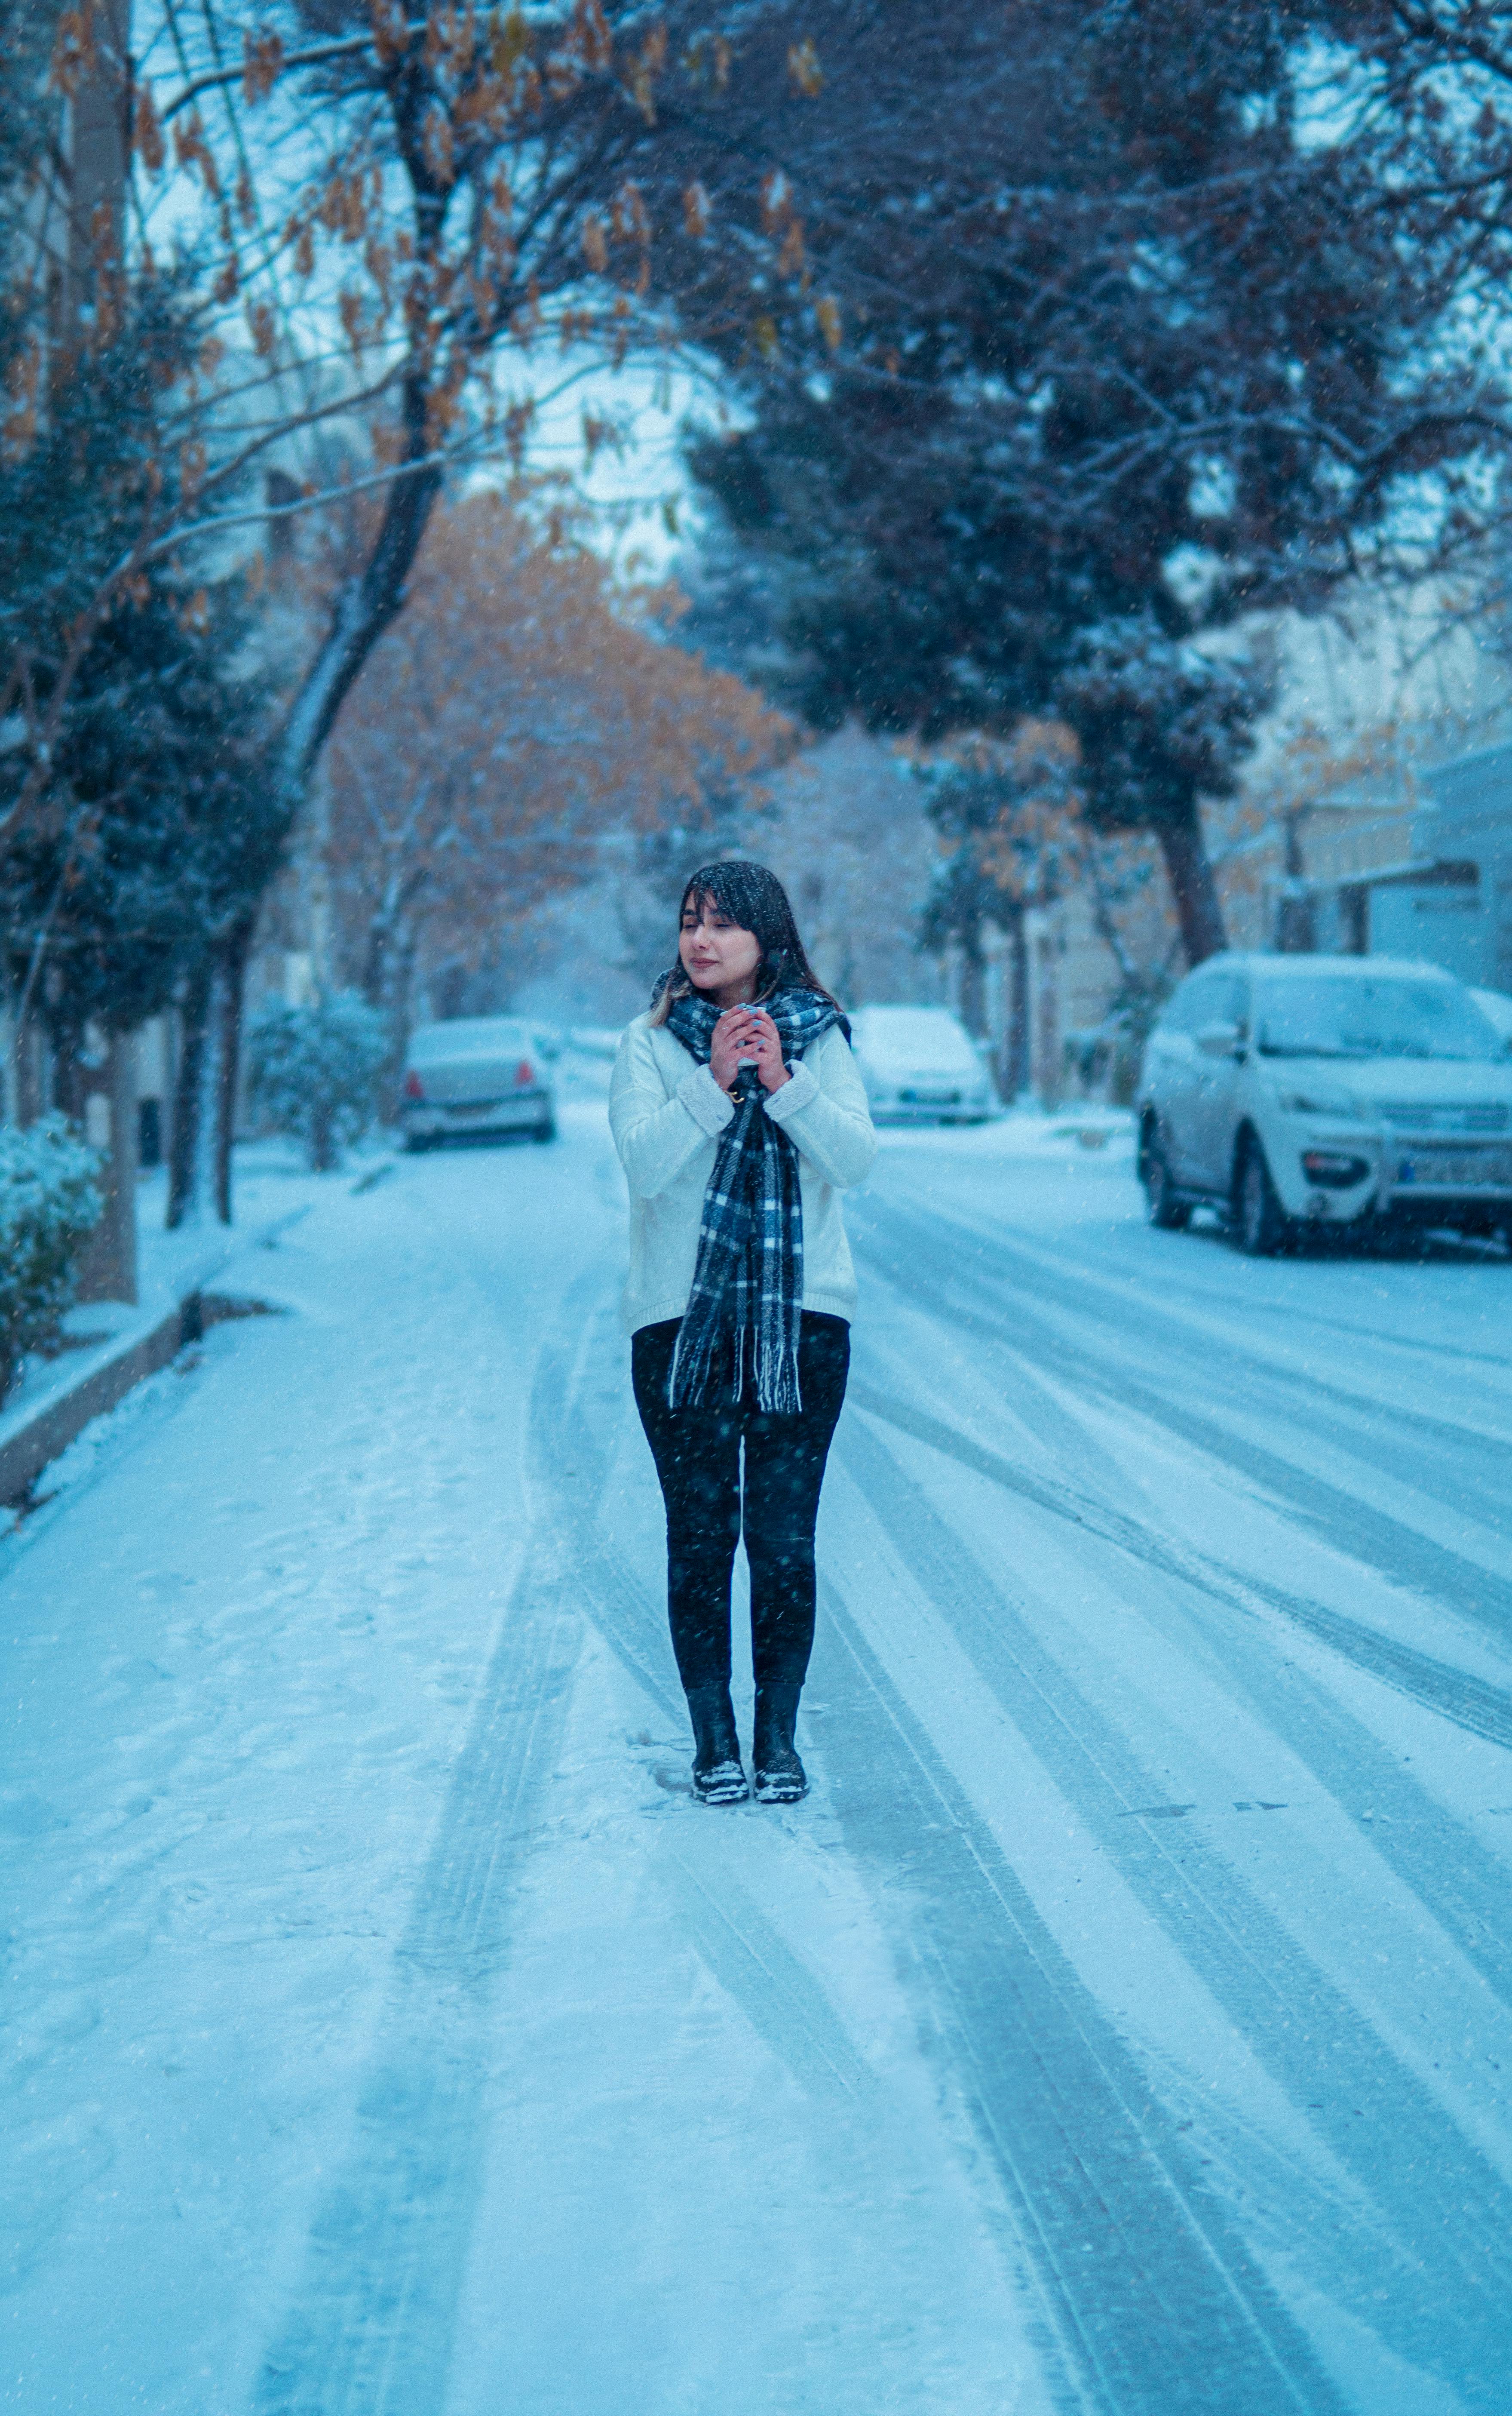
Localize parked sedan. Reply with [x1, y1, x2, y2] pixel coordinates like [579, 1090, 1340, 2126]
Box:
[1137, 953, 1512, 1254]
[401, 1017, 556, 1149]
[851, 1005, 994, 1123]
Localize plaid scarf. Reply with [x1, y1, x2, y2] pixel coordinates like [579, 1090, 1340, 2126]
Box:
[664, 985, 845, 1413]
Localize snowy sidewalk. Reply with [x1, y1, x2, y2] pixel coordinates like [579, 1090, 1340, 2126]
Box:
[0, 1144, 379, 1503]
[4, 1096, 1512, 2415]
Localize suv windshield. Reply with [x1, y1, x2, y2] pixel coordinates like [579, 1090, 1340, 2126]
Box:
[1254, 976, 1503, 1062]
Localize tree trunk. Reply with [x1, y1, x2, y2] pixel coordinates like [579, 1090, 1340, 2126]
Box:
[212, 916, 255, 1223]
[1008, 911, 1030, 1098]
[64, 1033, 138, 1305]
[1158, 802, 1227, 966]
[164, 377, 444, 1224]
[10, 1000, 45, 1124]
[167, 957, 214, 1229]
[160, 376, 445, 1223]
[362, 885, 420, 1014]
[168, 922, 258, 1226]
[957, 934, 986, 1040]
[1275, 807, 1316, 952]
[276, 375, 444, 810]
[49, 1017, 83, 1121]
[362, 910, 393, 1008]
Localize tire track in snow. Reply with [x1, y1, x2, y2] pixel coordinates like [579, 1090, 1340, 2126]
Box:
[865, 1191, 1512, 1538]
[871, 1198, 1512, 1574]
[886, 1185, 1512, 1427]
[838, 1411, 1512, 2410]
[943, 1212, 1512, 1530]
[849, 1374, 1512, 2015]
[856, 1206, 1512, 1652]
[847, 1374, 1512, 1760]
[254, 1564, 578, 2416]
[253, 1272, 606, 2416]
[812, 1578, 1349, 2416]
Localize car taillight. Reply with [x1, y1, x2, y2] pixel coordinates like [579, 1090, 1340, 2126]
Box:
[514, 1059, 535, 1088]
[403, 1069, 424, 1100]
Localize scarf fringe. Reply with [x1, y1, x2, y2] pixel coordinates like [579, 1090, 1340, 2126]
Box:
[668, 1319, 804, 1415]
[753, 1331, 804, 1416]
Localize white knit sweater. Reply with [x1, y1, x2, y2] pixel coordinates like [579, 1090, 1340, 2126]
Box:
[608, 1013, 878, 1337]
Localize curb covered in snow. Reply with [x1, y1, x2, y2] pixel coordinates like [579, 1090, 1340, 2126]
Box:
[0, 1197, 313, 1506]
[0, 1295, 204, 1504]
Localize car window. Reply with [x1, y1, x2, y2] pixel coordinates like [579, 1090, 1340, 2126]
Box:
[1162, 975, 1222, 1035]
[1158, 983, 1194, 1035]
[1254, 977, 1503, 1062]
[1167, 970, 1249, 1035]
[1209, 973, 1247, 1028]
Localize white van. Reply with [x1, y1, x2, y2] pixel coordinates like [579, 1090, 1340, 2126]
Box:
[1136, 954, 1512, 1254]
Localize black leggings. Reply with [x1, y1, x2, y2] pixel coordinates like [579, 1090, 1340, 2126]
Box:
[631, 1313, 850, 1694]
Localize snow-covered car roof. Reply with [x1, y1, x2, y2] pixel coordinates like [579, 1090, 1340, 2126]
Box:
[853, 1004, 978, 1036]
[407, 1017, 531, 1059]
[850, 1005, 982, 1069]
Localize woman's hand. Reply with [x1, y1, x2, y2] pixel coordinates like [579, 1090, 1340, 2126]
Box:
[710, 1006, 790, 1095]
[709, 1008, 755, 1092]
[744, 1008, 791, 1093]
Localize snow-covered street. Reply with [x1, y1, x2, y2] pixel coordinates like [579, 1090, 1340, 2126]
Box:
[5, 1082, 1511, 2416]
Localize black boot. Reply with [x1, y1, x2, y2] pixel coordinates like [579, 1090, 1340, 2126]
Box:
[752, 1682, 807, 1804]
[686, 1684, 748, 1804]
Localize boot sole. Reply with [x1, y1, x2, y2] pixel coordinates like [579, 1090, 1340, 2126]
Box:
[693, 1767, 750, 1804]
[754, 1774, 807, 1804]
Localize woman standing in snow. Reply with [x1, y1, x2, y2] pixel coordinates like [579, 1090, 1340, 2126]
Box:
[609, 862, 877, 1805]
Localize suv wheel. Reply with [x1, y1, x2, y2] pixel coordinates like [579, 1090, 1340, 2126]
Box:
[1142, 1126, 1190, 1230]
[1234, 1137, 1287, 1257]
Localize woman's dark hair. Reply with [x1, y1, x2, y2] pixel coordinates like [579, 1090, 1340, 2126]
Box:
[649, 860, 840, 1024]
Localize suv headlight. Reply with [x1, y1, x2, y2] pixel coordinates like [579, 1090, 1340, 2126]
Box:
[1272, 1084, 1363, 1120]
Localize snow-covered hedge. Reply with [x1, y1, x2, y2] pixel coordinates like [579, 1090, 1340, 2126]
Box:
[0, 1116, 105, 1404]
[245, 990, 390, 1171]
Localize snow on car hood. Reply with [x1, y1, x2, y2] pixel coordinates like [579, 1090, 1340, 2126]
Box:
[1259, 1052, 1512, 1110]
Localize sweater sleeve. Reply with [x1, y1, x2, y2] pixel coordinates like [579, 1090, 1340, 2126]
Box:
[762, 1024, 877, 1190]
[609, 1019, 733, 1199]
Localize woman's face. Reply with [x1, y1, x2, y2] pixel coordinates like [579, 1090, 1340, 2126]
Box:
[679, 893, 762, 1000]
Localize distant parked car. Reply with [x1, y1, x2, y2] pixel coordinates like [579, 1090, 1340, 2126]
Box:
[851, 1005, 993, 1123]
[401, 1017, 556, 1150]
[1137, 953, 1512, 1254]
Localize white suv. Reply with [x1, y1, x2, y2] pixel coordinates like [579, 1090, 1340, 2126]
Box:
[1136, 954, 1512, 1254]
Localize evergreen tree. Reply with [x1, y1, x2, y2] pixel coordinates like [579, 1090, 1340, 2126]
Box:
[0, 559, 276, 1211]
[678, 0, 1497, 962]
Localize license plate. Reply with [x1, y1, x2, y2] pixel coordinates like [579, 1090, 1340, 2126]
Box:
[1393, 1148, 1512, 1188]
[900, 1087, 959, 1105]
[448, 1100, 503, 1117]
